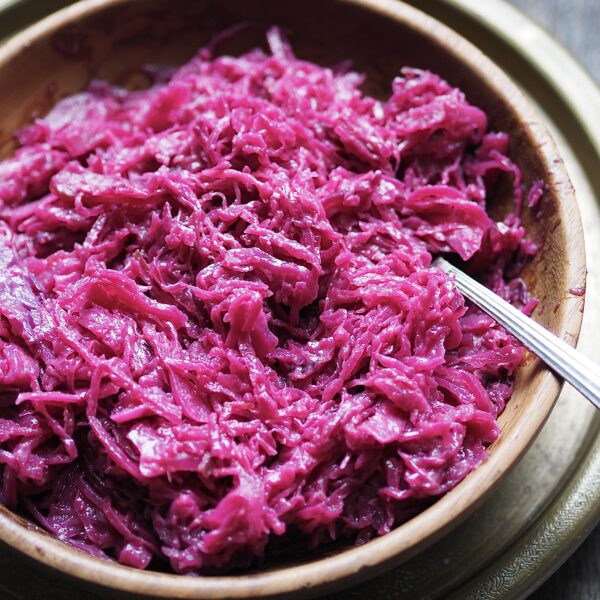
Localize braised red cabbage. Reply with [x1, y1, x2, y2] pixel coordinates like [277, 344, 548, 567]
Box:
[0, 28, 538, 572]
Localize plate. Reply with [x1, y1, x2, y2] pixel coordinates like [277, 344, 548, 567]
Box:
[325, 1, 600, 596]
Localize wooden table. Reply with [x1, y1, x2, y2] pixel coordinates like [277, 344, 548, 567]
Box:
[508, 1, 600, 598]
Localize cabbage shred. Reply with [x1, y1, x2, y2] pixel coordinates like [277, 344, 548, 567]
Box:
[0, 28, 537, 572]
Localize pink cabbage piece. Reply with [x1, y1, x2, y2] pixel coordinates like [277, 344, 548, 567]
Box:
[0, 27, 538, 572]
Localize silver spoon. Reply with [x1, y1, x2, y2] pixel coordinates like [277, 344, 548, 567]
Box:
[433, 257, 600, 410]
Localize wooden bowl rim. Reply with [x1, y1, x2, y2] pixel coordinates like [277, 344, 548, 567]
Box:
[0, 0, 586, 597]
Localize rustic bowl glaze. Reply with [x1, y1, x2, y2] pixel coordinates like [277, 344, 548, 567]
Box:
[0, 0, 585, 597]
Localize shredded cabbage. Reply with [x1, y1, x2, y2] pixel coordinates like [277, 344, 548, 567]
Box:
[0, 28, 538, 572]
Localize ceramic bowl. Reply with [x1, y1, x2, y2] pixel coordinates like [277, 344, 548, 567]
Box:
[0, 0, 585, 597]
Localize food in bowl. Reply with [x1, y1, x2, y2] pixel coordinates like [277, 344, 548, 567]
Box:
[0, 27, 539, 573]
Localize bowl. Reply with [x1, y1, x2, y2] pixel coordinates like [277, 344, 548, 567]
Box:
[0, 0, 586, 597]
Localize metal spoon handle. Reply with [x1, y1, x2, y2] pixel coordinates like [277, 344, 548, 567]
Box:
[434, 258, 600, 410]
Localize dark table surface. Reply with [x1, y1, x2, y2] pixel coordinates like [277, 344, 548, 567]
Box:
[507, 1, 600, 598]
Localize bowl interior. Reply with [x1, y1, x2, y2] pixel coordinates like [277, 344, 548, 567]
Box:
[0, 0, 585, 597]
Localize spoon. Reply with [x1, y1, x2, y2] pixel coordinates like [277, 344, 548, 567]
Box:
[433, 257, 600, 410]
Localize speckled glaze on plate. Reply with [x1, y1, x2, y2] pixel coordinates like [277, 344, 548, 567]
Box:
[327, 1, 600, 597]
[0, 0, 596, 598]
